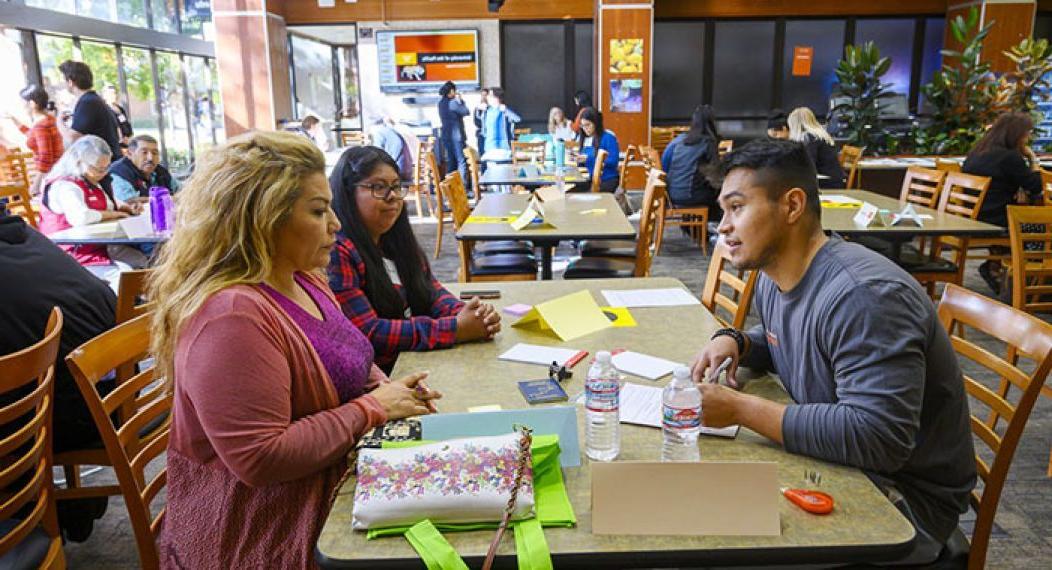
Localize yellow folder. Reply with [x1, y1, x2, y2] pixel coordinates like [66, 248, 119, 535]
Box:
[511, 290, 613, 341]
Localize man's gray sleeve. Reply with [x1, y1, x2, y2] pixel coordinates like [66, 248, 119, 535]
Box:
[741, 324, 774, 372]
[782, 283, 927, 473]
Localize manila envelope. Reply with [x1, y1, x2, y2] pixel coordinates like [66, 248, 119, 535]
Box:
[512, 289, 613, 341]
[591, 462, 781, 536]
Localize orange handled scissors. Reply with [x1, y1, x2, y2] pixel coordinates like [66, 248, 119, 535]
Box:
[781, 487, 835, 515]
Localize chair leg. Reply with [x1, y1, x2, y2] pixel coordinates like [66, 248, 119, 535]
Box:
[63, 465, 81, 489]
[699, 214, 709, 256]
[413, 189, 426, 220]
[434, 216, 444, 259]
[654, 212, 667, 255]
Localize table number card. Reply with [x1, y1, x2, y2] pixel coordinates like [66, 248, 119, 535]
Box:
[852, 202, 885, 228]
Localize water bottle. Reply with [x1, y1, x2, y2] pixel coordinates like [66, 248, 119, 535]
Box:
[554, 139, 566, 169]
[148, 186, 174, 235]
[662, 366, 702, 462]
[585, 351, 621, 462]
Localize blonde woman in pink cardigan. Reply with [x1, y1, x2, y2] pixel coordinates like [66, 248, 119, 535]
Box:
[148, 131, 441, 568]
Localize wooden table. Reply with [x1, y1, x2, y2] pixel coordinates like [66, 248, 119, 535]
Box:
[479, 164, 590, 188]
[457, 193, 636, 279]
[47, 221, 167, 245]
[316, 278, 916, 569]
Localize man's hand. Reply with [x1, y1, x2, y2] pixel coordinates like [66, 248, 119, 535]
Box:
[690, 335, 741, 387]
[698, 383, 742, 427]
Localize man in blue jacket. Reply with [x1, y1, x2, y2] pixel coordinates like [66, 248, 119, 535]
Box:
[437, 81, 469, 189]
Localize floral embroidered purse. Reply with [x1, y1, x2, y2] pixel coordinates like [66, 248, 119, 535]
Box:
[352, 429, 535, 528]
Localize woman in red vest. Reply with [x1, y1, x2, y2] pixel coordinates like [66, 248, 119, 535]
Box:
[39, 135, 146, 288]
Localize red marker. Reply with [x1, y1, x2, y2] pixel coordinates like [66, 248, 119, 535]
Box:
[565, 350, 589, 368]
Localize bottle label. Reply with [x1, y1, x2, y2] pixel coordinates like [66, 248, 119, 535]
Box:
[585, 379, 619, 412]
[662, 404, 700, 430]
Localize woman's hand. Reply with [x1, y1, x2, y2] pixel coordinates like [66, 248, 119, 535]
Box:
[454, 297, 501, 342]
[99, 210, 130, 221]
[369, 372, 441, 420]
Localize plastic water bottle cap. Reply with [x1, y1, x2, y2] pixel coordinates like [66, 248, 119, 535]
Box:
[673, 365, 691, 381]
[596, 351, 611, 364]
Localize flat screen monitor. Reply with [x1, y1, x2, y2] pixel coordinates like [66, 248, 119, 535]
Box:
[376, 29, 480, 93]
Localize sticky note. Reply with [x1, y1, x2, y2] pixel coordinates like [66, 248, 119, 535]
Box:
[512, 290, 613, 341]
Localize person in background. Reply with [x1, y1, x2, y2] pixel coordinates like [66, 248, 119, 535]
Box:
[0, 209, 118, 542]
[6, 84, 63, 194]
[576, 107, 620, 193]
[481, 87, 521, 154]
[961, 112, 1043, 294]
[437, 81, 469, 183]
[109, 134, 180, 202]
[690, 139, 975, 566]
[327, 146, 500, 374]
[39, 135, 146, 289]
[151, 131, 440, 568]
[766, 108, 789, 140]
[473, 87, 490, 152]
[57, 60, 122, 161]
[572, 89, 592, 134]
[787, 106, 844, 188]
[102, 85, 133, 152]
[368, 116, 413, 182]
[662, 104, 721, 214]
[548, 106, 575, 142]
[299, 115, 330, 152]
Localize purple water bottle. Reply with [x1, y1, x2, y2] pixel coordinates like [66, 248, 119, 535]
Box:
[149, 186, 174, 235]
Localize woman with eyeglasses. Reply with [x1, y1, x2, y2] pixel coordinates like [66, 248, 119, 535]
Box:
[327, 146, 501, 374]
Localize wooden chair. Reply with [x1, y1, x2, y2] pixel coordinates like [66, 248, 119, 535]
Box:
[838, 144, 863, 189]
[511, 141, 546, 165]
[701, 242, 759, 329]
[935, 158, 962, 174]
[1040, 169, 1052, 206]
[564, 173, 667, 279]
[464, 146, 483, 203]
[907, 172, 992, 296]
[441, 172, 536, 282]
[653, 165, 710, 255]
[650, 126, 687, 155]
[513, 127, 531, 138]
[423, 150, 455, 259]
[405, 139, 431, 220]
[0, 307, 66, 569]
[935, 284, 1052, 568]
[899, 166, 946, 209]
[717, 139, 734, 157]
[0, 150, 38, 228]
[116, 269, 154, 324]
[583, 169, 665, 260]
[65, 313, 170, 570]
[338, 130, 366, 147]
[589, 149, 608, 193]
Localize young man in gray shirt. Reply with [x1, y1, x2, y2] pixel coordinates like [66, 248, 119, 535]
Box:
[691, 139, 976, 564]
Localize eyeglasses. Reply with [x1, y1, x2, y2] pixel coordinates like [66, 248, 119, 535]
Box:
[356, 182, 408, 200]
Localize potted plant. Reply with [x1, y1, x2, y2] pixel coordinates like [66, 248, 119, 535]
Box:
[995, 37, 1052, 121]
[831, 41, 897, 154]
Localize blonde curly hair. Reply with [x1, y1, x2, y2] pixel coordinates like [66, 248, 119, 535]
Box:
[148, 130, 325, 378]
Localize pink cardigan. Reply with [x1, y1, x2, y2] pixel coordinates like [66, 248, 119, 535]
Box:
[159, 274, 388, 569]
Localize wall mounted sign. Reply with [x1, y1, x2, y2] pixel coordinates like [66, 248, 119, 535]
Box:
[609, 38, 644, 74]
[792, 46, 813, 76]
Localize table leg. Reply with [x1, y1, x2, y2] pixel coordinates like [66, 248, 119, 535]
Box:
[541, 245, 553, 280]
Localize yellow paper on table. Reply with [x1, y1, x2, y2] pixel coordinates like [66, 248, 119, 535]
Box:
[600, 306, 637, 327]
[464, 215, 515, 224]
[534, 185, 564, 202]
[509, 197, 554, 230]
[512, 290, 613, 341]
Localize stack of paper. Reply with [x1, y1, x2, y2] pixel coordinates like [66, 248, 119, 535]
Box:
[498, 343, 582, 367]
[619, 383, 740, 438]
[611, 351, 679, 380]
[601, 288, 701, 308]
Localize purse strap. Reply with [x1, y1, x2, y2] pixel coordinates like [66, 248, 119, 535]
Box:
[482, 425, 534, 570]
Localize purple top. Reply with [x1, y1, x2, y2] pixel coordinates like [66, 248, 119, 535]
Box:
[260, 273, 374, 403]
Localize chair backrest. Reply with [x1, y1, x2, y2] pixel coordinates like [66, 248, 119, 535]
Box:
[412, 139, 427, 188]
[936, 171, 991, 220]
[422, 150, 441, 197]
[639, 145, 662, 172]
[0, 180, 37, 229]
[1040, 169, 1052, 207]
[717, 139, 734, 157]
[632, 169, 668, 277]
[65, 312, 170, 570]
[590, 148, 608, 193]
[934, 158, 962, 174]
[511, 140, 546, 165]
[116, 269, 154, 324]
[0, 150, 31, 189]
[1007, 205, 1052, 314]
[441, 172, 472, 230]
[838, 145, 863, 189]
[513, 127, 531, 137]
[339, 130, 366, 147]
[899, 166, 946, 209]
[464, 146, 482, 194]
[0, 308, 63, 565]
[701, 243, 760, 328]
[650, 125, 687, 154]
[618, 144, 638, 184]
[936, 283, 1052, 570]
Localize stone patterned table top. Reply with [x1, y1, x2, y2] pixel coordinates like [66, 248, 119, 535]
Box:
[316, 277, 916, 568]
[821, 189, 1005, 238]
[456, 192, 636, 242]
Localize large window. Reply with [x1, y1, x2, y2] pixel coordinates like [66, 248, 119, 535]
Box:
[156, 51, 191, 170]
[337, 45, 361, 128]
[782, 20, 846, 117]
[855, 19, 916, 98]
[290, 34, 338, 125]
[122, 46, 162, 150]
[712, 21, 776, 118]
[35, 35, 77, 111]
[653, 21, 705, 122]
[151, 0, 181, 34]
[24, 0, 209, 38]
[80, 41, 120, 92]
[186, 55, 218, 151]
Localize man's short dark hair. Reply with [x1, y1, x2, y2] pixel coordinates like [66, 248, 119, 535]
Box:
[439, 81, 456, 97]
[718, 139, 822, 220]
[129, 134, 158, 150]
[58, 60, 93, 90]
[767, 109, 788, 130]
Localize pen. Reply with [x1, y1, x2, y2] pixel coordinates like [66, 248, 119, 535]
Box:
[707, 357, 733, 384]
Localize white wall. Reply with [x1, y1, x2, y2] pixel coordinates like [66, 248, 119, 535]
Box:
[356, 19, 500, 142]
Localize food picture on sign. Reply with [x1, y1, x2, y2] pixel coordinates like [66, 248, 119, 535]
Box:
[609, 38, 644, 74]
[610, 79, 643, 113]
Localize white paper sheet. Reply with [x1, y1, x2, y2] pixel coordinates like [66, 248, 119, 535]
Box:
[118, 213, 153, 238]
[611, 351, 680, 380]
[820, 194, 862, 205]
[498, 343, 582, 367]
[601, 288, 701, 308]
[619, 383, 740, 438]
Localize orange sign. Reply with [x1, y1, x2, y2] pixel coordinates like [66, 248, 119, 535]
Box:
[792, 46, 813, 77]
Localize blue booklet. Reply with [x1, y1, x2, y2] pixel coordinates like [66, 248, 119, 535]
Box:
[518, 379, 569, 404]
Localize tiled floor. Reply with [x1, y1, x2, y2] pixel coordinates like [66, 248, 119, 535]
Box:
[64, 214, 1052, 568]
